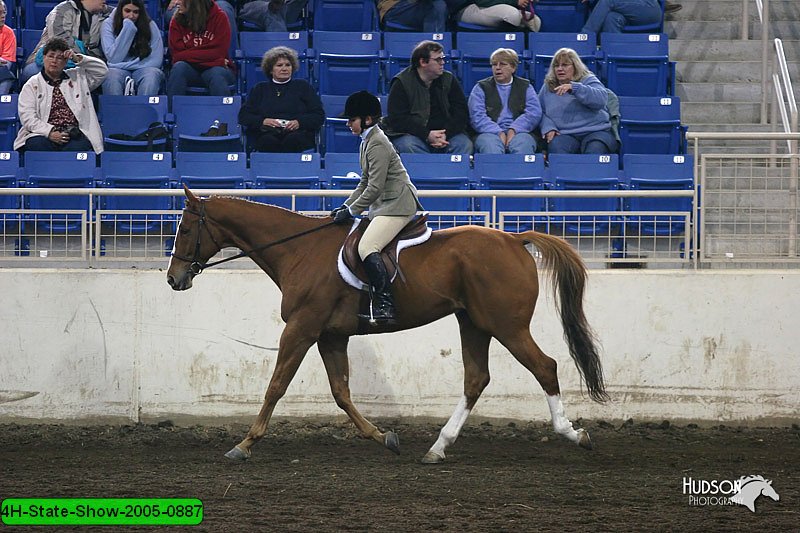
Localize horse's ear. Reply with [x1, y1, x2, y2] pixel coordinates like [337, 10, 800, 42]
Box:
[183, 184, 199, 205]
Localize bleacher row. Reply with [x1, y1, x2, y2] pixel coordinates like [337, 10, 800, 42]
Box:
[0, 150, 694, 236]
[0, 92, 686, 157]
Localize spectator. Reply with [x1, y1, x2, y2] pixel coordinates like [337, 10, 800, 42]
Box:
[581, 0, 661, 34]
[101, 0, 164, 95]
[376, 0, 447, 32]
[14, 38, 107, 153]
[165, 0, 237, 52]
[538, 47, 618, 155]
[468, 48, 541, 154]
[382, 40, 472, 154]
[0, 0, 16, 95]
[453, 0, 540, 32]
[237, 0, 307, 32]
[238, 46, 323, 153]
[166, 0, 236, 96]
[21, 0, 112, 87]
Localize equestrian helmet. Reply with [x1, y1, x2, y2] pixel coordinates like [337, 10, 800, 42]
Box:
[342, 91, 382, 119]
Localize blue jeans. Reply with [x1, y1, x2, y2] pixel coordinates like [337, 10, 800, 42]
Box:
[238, 0, 288, 31]
[547, 129, 619, 154]
[391, 133, 473, 154]
[103, 67, 164, 96]
[20, 62, 40, 88]
[24, 135, 93, 152]
[0, 79, 13, 95]
[581, 0, 662, 34]
[474, 132, 536, 154]
[166, 62, 236, 96]
[383, 0, 447, 32]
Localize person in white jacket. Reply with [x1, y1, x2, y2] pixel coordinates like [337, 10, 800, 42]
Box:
[14, 38, 108, 153]
[101, 0, 164, 95]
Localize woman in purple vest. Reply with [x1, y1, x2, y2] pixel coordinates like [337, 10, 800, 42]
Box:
[468, 48, 541, 154]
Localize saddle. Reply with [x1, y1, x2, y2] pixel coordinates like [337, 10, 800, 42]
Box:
[340, 214, 430, 288]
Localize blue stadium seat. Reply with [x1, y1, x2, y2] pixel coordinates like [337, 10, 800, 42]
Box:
[22, 0, 58, 29]
[383, 32, 453, 83]
[99, 95, 169, 152]
[0, 94, 18, 152]
[171, 96, 243, 153]
[623, 0, 664, 33]
[311, 0, 378, 31]
[250, 152, 323, 211]
[527, 32, 597, 89]
[23, 151, 98, 233]
[400, 153, 473, 227]
[238, 31, 310, 94]
[313, 31, 381, 96]
[454, 32, 525, 94]
[622, 153, 694, 236]
[5, 0, 17, 27]
[319, 94, 386, 154]
[618, 96, 686, 155]
[473, 154, 547, 231]
[599, 32, 674, 97]
[175, 152, 248, 189]
[547, 153, 621, 234]
[0, 151, 22, 231]
[323, 151, 361, 210]
[18, 28, 41, 68]
[99, 152, 174, 233]
[535, 0, 589, 32]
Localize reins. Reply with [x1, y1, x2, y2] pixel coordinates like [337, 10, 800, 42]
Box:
[172, 201, 337, 275]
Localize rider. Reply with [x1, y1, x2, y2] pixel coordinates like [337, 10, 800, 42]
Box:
[331, 90, 424, 324]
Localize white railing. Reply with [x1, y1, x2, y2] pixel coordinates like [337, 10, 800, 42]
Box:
[0, 188, 695, 268]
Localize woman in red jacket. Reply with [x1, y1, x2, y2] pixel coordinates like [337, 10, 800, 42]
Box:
[166, 0, 235, 96]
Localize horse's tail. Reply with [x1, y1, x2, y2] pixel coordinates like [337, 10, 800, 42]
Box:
[514, 231, 609, 403]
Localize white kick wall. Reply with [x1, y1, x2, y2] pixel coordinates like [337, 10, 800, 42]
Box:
[0, 269, 797, 425]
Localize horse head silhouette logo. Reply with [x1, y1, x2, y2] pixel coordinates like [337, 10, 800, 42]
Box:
[729, 475, 780, 512]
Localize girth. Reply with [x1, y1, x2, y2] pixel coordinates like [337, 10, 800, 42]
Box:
[342, 214, 429, 285]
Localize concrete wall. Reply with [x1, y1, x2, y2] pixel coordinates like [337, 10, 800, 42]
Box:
[0, 269, 798, 425]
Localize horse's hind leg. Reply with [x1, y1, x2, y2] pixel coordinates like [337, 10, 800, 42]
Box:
[422, 311, 491, 464]
[497, 330, 592, 450]
[317, 333, 400, 454]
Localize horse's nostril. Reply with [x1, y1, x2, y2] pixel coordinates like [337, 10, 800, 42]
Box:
[167, 276, 175, 288]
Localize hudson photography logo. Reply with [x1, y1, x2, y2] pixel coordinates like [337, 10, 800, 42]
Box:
[682, 475, 780, 512]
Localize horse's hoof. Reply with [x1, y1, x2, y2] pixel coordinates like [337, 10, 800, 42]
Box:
[577, 429, 593, 450]
[384, 431, 400, 455]
[421, 451, 445, 464]
[224, 445, 251, 461]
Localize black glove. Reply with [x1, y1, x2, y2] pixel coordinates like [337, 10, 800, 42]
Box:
[333, 207, 353, 224]
[330, 204, 347, 217]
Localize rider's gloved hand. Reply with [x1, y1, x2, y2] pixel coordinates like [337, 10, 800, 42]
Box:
[330, 204, 348, 217]
[333, 207, 354, 224]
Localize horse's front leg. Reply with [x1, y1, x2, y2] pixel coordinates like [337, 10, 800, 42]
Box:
[225, 321, 317, 461]
[317, 333, 400, 454]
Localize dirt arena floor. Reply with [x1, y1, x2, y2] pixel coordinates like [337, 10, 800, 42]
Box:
[1, 419, 797, 532]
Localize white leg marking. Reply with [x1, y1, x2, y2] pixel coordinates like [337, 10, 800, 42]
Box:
[547, 394, 580, 444]
[427, 396, 471, 459]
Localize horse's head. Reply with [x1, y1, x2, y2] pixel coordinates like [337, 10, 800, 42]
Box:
[167, 186, 224, 291]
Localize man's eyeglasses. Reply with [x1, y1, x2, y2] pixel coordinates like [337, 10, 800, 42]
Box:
[428, 56, 447, 64]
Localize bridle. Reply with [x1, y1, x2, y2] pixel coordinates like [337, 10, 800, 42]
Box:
[171, 199, 337, 275]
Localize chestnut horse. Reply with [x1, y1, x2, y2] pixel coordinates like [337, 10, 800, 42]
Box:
[167, 187, 608, 463]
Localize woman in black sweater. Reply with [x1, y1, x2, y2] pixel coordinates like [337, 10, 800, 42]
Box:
[238, 46, 324, 153]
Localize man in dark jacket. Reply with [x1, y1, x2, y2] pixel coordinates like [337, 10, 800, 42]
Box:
[382, 40, 473, 154]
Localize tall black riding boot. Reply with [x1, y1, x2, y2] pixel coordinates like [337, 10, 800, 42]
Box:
[360, 252, 397, 324]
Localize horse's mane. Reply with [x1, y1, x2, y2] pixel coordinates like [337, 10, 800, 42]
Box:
[206, 195, 329, 220]
[739, 475, 769, 484]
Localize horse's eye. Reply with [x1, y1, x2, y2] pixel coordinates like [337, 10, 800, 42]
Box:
[179, 227, 190, 235]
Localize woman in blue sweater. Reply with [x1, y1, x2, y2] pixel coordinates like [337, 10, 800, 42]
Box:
[537, 47, 618, 155]
[238, 46, 324, 153]
[100, 0, 164, 95]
